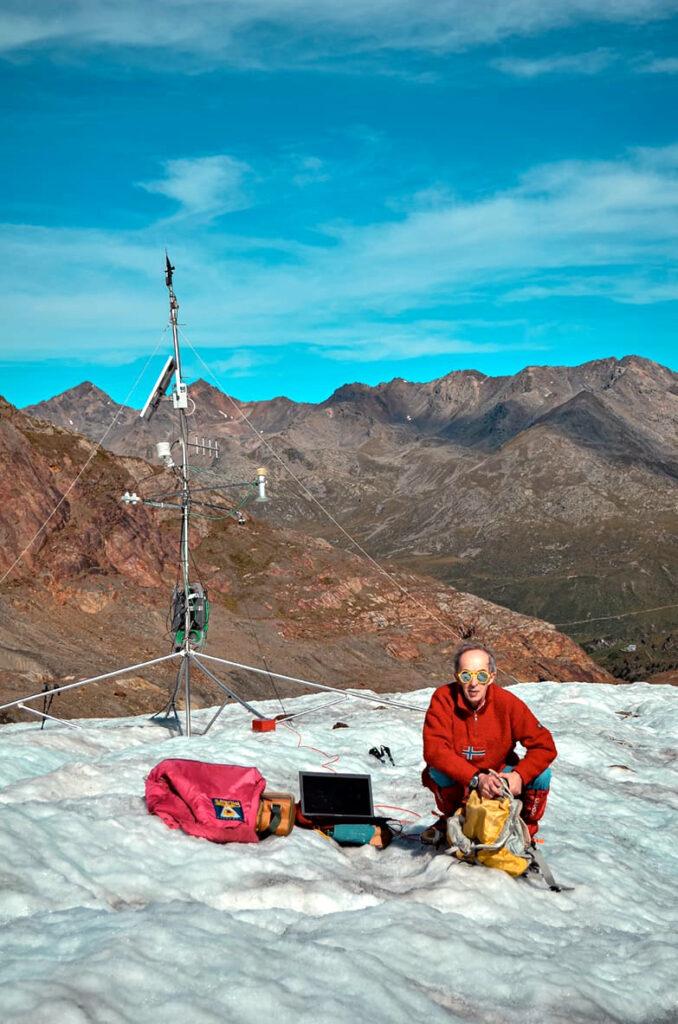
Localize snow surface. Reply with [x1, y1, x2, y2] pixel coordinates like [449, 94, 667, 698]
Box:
[0, 682, 676, 1024]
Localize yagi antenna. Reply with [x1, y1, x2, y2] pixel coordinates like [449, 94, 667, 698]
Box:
[140, 355, 176, 422]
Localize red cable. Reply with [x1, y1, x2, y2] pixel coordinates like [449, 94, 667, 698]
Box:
[279, 725, 424, 823]
[280, 720, 340, 772]
[375, 803, 422, 821]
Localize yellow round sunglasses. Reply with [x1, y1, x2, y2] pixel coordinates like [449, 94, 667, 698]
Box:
[456, 669, 492, 685]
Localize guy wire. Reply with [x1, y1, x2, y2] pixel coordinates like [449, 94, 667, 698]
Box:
[554, 602, 678, 628]
[238, 585, 287, 716]
[179, 330, 546, 688]
[180, 330, 464, 648]
[185, 536, 285, 712]
[180, 332, 678, 684]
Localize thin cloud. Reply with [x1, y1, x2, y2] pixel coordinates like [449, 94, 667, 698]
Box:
[494, 49, 616, 78]
[308, 325, 540, 363]
[2, 144, 678, 362]
[504, 275, 678, 305]
[292, 156, 330, 187]
[636, 55, 678, 72]
[631, 143, 678, 169]
[206, 351, 273, 377]
[138, 156, 252, 221]
[1, 1, 676, 68]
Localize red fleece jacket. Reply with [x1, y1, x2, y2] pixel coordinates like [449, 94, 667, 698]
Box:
[423, 682, 557, 786]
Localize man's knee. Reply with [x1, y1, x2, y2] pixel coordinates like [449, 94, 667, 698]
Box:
[526, 767, 551, 791]
[501, 765, 551, 790]
[429, 766, 456, 788]
[423, 765, 463, 817]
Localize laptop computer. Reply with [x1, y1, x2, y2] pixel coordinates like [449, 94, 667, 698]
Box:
[299, 771, 385, 823]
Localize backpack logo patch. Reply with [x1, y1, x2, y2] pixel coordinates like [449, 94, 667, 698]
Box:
[212, 798, 245, 821]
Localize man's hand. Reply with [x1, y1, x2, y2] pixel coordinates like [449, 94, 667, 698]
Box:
[504, 771, 523, 797]
[476, 770, 523, 799]
[477, 772, 504, 799]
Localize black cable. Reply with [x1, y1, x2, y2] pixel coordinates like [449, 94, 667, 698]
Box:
[239, 588, 287, 716]
[190, 511, 237, 521]
[191, 499, 238, 514]
[41, 682, 56, 730]
[188, 547, 206, 593]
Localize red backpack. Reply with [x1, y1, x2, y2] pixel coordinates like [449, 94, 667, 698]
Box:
[145, 759, 266, 844]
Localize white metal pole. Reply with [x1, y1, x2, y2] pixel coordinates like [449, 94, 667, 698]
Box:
[0, 652, 182, 713]
[194, 653, 425, 713]
[184, 648, 192, 737]
[17, 703, 85, 731]
[280, 696, 347, 721]
[166, 260, 193, 737]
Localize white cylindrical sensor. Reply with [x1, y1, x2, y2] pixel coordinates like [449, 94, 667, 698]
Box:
[256, 467, 268, 502]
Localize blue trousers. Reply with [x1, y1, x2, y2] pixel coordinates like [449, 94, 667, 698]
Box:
[426, 765, 552, 837]
[429, 766, 552, 790]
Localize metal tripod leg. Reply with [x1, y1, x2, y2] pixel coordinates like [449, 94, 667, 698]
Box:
[194, 651, 422, 712]
[0, 652, 183, 728]
[184, 653, 192, 737]
[191, 654, 266, 735]
[200, 699, 230, 736]
[150, 655, 185, 733]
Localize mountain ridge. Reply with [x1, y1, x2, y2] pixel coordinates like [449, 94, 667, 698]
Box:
[22, 355, 678, 679]
[1, 394, 614, 721]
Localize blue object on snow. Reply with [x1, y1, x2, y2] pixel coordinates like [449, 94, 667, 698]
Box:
[330, 824, 377, 845]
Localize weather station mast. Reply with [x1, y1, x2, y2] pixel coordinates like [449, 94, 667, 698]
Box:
[125, 254, 272, 736]
[158, 253, 191, 720]
[0, 257, 272, 736]
[159, 255, 195, 730]
[0, 256, 424, 734]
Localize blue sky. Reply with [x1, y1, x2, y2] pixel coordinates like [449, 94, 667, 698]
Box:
[1, 1, 677, 408]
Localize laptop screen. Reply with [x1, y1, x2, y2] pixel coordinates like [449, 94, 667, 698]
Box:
[299, 772, 374, 820]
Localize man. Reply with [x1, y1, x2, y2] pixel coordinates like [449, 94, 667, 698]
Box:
[422, 642, 556, 841]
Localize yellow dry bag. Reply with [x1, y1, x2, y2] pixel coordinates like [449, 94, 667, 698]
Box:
[443, 778, 573, 891]
[446, 779, 532, 878]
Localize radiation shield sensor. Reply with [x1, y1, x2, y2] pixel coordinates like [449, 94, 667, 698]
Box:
[256, 467, 268, 502]
[140, 355, 176, 421]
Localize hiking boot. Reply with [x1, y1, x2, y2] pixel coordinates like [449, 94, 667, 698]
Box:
[421, 818, 447, 847]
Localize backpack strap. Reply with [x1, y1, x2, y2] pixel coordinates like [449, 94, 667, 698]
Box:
[527, 845, 575, 893]
[443, 779, 575, 892]
[445, 779, 523, 856]
[257, 803, 282, 839]
[445, 812, 473, 855]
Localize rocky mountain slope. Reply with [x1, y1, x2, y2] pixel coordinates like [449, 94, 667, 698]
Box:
[0, 397, 612, 722]
[25, 357, 678, 678]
